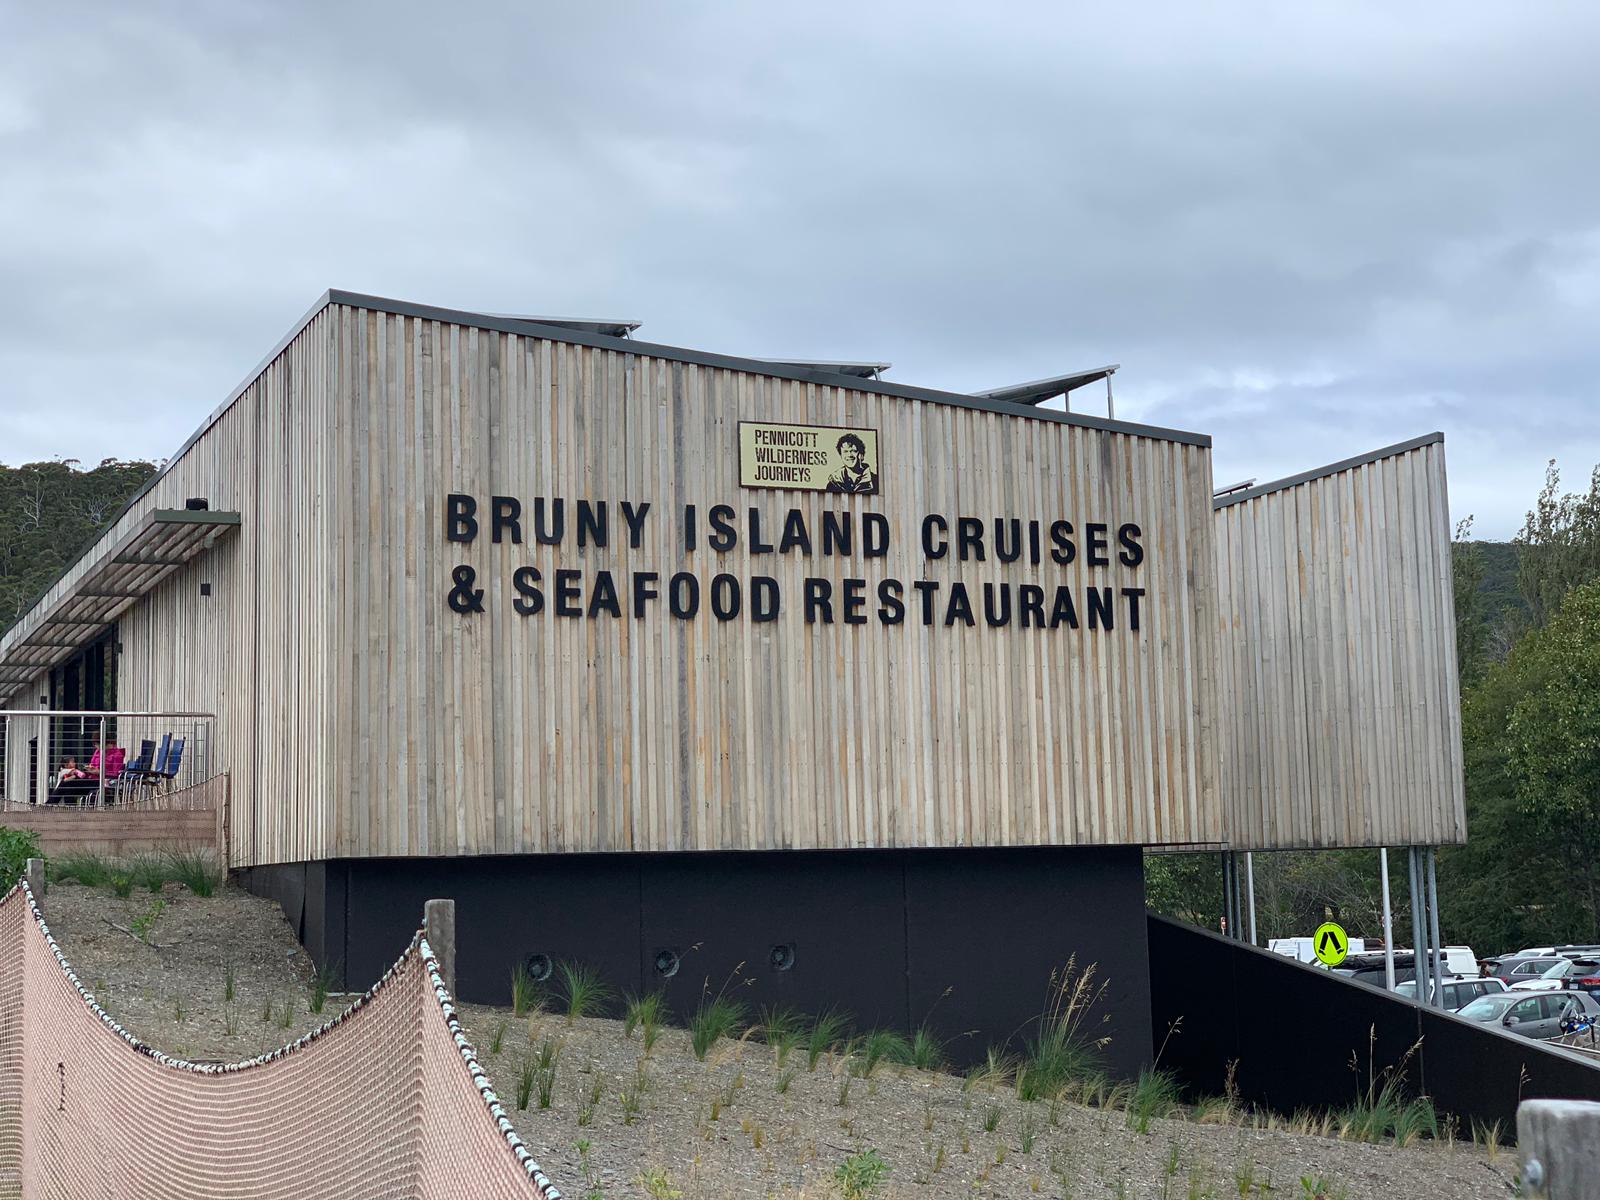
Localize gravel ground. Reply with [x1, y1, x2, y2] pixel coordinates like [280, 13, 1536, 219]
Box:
[36, 879, 355, 1062]
[37, 883, 1518, 1199]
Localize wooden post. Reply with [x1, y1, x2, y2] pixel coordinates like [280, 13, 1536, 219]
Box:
[424, 898, 456, 997]
[1520, 1099, 1600, 1198]
[25, 857, 46, 896]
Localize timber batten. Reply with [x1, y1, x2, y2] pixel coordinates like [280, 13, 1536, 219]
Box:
[1213, 437, 1466, 849]
[0, 292, 1467, 867]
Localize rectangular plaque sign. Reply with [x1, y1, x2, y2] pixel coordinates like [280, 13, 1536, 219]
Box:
[739, 421, 880, 494]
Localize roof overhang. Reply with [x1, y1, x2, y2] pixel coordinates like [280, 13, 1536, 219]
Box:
[750, 358, 892, 380]
[483, 314, 642, 338]
[973, 365, 1119, 407]
[0, 509, 240, 700]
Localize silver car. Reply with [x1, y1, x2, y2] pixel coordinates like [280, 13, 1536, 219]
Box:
[1394, 976, 1506, 1011]
[1457, 990, 1600, 1040]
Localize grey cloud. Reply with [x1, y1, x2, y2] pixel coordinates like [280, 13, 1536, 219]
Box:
[2, 1, 1597, 536]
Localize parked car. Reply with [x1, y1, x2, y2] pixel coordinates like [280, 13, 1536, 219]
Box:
[1488, 955, 1567, 985]
[1566, 962, 1600, 1002]
[1514, 944, 1600, 957]
[1394, 976, 1506, 1011]
[1333, 950, 1459, 990]
[1457, 991, 1600, 1040]
[1509, 957, 1600, 993]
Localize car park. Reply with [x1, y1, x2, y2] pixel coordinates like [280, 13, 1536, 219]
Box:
[1332, 950, 1461, 990]
[1566, 962, 1600, 1002]
[1457, 991, 1600, 1040]
[1488, 954, 1567, 985]
[1509, 956, 1600, 992]
[1514, 944, 1600, 957]
[1394, 976, 1506, 1011]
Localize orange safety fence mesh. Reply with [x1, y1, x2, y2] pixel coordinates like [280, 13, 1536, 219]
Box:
[0, 882, 561, 1199]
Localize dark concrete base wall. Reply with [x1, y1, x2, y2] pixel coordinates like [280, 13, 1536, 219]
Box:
[1149, 914, 1600, 1133]
[240, 846, 1154, 1078]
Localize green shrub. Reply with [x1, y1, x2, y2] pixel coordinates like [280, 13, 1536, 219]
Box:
[0, 828, 42, 891]
[835, 1149, 890, 1200]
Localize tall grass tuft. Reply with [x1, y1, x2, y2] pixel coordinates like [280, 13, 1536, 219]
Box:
[910, 1023, 945, 1071]
[689, 996, 748, 1060]
[534, 1038, 561, 1108]
[1126, 1067, 1181, 1133]
[555, 961, 615, 1024]
[128, 852, 168, 894]
[310, 959, 341, 1014]
[223, 962, 237, 1004]
[1470, 1118, 1503, 1164]
[855, 1028, 913, 1078]
[1337, 1029, 1434, 1145]
[966, 1046, 1015, 1094]
[50, 852, 113, 888]
[759, 1005, 803, 1065]
[516, 1054, 537, 1110]
[806, 1009, 850, 1071]
[1015, 957, 1109, 1102]
[165, 848, 221, 897]
[510, 962, 543, 1018]
[625, 990, 667, 1052]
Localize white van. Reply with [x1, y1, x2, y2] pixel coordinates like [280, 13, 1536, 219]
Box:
[1444, 946, 1479, 978]
[1268, 935, 1368, 964]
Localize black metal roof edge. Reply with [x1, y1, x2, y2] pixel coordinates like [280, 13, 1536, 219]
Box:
[1211, 432, 1445, 510]
[149, 509, 243, 525]
[324, 290, 1212, 448]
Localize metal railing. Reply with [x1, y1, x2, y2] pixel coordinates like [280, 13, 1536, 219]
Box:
[0, 709, 215, 809]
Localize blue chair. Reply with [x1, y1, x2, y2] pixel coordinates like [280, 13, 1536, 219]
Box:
[123, 734, 171, 798]
[110, 739, 157, 803]
[150, 737, 186, 792]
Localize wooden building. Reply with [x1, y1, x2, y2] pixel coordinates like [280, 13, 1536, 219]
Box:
[0, 292, 1466, 1073]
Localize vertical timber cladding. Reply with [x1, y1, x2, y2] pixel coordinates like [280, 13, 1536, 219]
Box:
[330, 303, 1222, 858]
[1213, 435, 1466, 850]
[36, 308, 343, 869]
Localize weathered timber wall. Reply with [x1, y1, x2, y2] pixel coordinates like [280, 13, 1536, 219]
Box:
[1213, 435, 1466, 849]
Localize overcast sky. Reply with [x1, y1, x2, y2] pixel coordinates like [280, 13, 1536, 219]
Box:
[3, 2, 1596, 538]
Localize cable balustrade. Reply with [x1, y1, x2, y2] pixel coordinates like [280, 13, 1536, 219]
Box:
[0, 709, 215, 810]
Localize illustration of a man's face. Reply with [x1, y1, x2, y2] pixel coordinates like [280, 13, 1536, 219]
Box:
[840, 440, 862, 469]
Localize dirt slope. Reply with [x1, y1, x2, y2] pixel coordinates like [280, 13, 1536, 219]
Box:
[35, 883, 1516, 1199]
